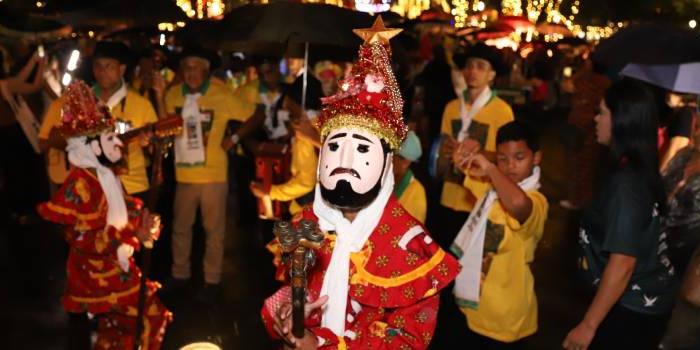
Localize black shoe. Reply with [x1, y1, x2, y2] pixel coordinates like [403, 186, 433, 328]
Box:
[159, 276, 190, 295]
[195, 283, 222, 304]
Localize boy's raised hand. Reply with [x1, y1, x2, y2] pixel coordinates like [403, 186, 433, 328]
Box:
[463, 153, 494, 178]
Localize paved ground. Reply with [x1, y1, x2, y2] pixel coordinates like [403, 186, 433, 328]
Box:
[0, 122, 593, 349]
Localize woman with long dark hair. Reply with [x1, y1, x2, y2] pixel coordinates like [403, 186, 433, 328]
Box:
[563, 79, 677, 350]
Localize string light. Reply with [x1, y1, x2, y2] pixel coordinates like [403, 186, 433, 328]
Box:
[451, 0, 470, 28]
[176, 0, 224, 19]
[501, 0, 523, 16]
[390, 0, 431, 19]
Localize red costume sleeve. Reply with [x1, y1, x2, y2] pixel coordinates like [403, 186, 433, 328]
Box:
[309, 295, 440, 350]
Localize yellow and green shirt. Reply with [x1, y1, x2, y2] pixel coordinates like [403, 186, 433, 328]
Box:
[395, 170, 427, 224]
[440, 96, 514, 212]
[461, 189, 548, 342]
[41, 90, 158, 194]
[165, 79, 255, 184]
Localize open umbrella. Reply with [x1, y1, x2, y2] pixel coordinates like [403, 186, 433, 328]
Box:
[620, 63, 700, 95]
[49, 0, 187, 27]
[498, 15, 534, 32]
[593, 24, 700, 71]
[183, 2, 376, 61]
[456, 22, 515, 40]
[0, 4, 71, 39]
[536, 22, 572, 36]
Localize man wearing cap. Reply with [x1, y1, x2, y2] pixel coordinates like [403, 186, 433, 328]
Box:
[261, 18, 459, 350]
[435, 43, 514, 248]
[37, 81, 171, 350]
[40, 41, 159, 199]
[164, 46, 260, 300]
[393, 130, 427, 224]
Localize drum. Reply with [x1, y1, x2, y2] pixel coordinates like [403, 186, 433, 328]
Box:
[255, 141, 292, 220]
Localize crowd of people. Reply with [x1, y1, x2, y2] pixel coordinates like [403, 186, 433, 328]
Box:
[1, 17, 700, 350]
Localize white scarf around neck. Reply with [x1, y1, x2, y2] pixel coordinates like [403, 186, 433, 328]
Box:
[313, 154, 395, 336]
[451, 166, 541, 307]
[66, 137, 128, 230]
[174, 92, 206, 165]
[103, 80, 128, 110]
[457, 86, 492, 141]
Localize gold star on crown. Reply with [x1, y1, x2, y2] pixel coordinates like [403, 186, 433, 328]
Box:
[353, 16, 402, 44]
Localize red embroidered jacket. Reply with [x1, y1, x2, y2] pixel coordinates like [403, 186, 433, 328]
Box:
[262, 196, 460, 349]
[37, 167, 145, 314]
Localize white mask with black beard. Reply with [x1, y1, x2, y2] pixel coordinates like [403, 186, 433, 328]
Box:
[318, 127, 389, 210]
[87, 131, 124, 166]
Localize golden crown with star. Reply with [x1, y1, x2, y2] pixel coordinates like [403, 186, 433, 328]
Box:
[317, 16, 407, 151]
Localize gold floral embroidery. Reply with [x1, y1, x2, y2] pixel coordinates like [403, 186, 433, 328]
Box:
[414, 311, 428, 324]
[405, 252, 419, 266]
[353, 285, 365, 297]
[438, 262, 449, 276]
[378, 223, 391, 235]
[422, 332, 432, 345]
[380, 291, 389, 304]
[403, 286, 415, 299]
[391, 207, 405, 217]
[392, 315, 406, 328]
[376, 255, 389, 268]
[391, 270, 402, 278]
[391, 236, 401, 248]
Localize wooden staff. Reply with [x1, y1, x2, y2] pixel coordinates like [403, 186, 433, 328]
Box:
[274, 219, 324, 338]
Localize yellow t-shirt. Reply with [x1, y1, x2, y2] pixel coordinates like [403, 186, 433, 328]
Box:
[461, 190, 548, 342]
[40, 91, 158, 194]
[440, 96, 514, 212]
[234, 79, 282, 106]
[397, 176, 427, 224]
[269, 137, 317, 215]
[165, 80, 255, 184]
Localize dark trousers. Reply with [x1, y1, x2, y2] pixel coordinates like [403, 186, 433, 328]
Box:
[66, 313, 91, 350]
[431, 289, 526, 350]
[433, 205, 470, 250]
[0, 124, 48, 218]
[463, 326, 525, 350]
[590, 304, 669, 350]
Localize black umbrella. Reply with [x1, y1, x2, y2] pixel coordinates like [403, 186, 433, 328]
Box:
[52, 0, 187, 27]
[206, 2, 376, 60]
[592, 23, 700, 71]
[0, 7, 66, 32]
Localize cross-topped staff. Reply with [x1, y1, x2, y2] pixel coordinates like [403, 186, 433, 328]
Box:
[273, 219, 324, 338]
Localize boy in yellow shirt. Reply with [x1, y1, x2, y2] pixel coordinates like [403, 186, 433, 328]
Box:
[451, 121, 548, 347]
[393, 130, 427, 223]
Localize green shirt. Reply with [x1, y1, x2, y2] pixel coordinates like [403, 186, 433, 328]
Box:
[579, 169, 677, 314]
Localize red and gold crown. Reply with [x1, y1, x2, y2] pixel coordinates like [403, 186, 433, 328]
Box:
[59, 80, 114, 138]
[317, 16, 407, 151]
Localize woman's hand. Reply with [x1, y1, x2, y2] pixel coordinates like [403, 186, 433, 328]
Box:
[562, 321, 596, 350]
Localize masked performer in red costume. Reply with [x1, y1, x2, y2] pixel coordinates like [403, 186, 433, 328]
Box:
[261, 18, 460, 350]
[37, 80, 171, 350]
